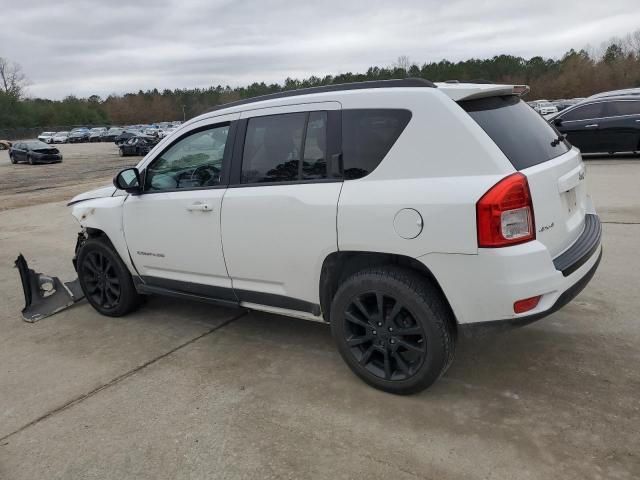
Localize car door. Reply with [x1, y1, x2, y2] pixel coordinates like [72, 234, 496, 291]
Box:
[555, 102, 606, 153]
[221, 103, 342, 315]
[597, 100, 640, 153]
[121, 113, 239, 301]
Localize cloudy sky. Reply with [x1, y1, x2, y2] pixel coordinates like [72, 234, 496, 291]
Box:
[1, 0, 638, 100]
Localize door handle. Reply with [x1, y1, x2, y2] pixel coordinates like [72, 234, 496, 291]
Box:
[584, 124, 598, 128]
[186, 202, 213, 212]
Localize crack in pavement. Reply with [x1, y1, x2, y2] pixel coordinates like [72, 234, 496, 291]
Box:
[0, 310, 248, 444]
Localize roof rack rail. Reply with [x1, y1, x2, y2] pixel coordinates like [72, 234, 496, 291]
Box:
[208, 77, 436, 112]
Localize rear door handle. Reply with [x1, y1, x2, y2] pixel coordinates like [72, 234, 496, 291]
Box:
[187, 202, 213, 212]
[584, 123, 598, 128]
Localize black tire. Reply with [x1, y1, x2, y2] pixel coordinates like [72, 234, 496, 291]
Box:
[27, 154, 34, 165]
[330, 266, 455, 395]
[77, 237, 141, 317]
[119, 148, 124, 157]
[9, 153, 16, 164]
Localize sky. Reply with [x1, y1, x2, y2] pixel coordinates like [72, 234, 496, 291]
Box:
[1, 0, 639, 100]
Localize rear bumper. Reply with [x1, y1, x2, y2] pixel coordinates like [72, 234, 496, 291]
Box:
[459, 247, 602, 337]
[553, 214, 601, 276]
[417, 214, 603, 334]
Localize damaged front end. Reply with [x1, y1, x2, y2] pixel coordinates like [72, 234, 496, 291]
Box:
[15, 253, 85, 323]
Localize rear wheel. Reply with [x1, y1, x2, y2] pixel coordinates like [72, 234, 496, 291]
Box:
[77, 237, 141, 316]
[330, 266, 455, 395]
[27, 154, 34, 165]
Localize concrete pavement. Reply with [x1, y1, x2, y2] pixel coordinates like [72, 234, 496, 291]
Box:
[0, 158, 638, 479]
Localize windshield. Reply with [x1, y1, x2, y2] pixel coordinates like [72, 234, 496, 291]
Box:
[460, 95, 570, 170]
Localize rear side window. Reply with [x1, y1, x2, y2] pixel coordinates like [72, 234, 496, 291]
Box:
[461, 96, 569, 170]
[606, 100, 640, 116]
[342, 109, 411, 180]
[241, 112, 329, 183]
[560, 102, 605, 121]
[302, 111, 328, 180]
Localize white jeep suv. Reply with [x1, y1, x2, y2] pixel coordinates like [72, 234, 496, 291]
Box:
[64, 79, 601, 394]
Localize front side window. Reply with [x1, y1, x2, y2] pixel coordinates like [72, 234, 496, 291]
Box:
[241, 111, 329, 183]
[145, 124, 229, 191]
[560, 103, 605, 121]
[342, 109, 412, 180]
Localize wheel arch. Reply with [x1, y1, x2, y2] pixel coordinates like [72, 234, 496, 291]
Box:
[319, 251, 458, 332]
[71, 196, 137, 275]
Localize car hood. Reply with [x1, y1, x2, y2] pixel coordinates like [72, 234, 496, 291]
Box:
[68, 185, 124, 205]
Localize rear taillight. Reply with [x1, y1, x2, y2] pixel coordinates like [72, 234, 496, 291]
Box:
[476, 173, 535, 248]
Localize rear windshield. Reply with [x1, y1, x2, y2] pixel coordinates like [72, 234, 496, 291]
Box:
[460, 95, 569, 170]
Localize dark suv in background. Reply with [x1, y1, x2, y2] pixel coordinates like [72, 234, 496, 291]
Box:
[550, 95, 640, 154]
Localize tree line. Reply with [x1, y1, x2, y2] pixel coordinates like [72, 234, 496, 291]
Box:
[2, 30, 640, 129]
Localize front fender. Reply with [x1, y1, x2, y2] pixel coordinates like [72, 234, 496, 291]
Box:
[71, 196, 136, 274]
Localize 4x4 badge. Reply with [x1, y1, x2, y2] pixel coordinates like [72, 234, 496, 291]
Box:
[538, 222, 554, 233]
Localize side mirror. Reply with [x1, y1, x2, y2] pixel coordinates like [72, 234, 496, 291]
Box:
[113, 167, 142, 194]
[554, 118, 563, 127]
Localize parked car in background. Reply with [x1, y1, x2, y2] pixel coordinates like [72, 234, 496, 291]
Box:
[89, 127, 108, 142]
[549, 95, 640, 154]
[0, 140, 12, 150]
[39, 79, 602, 395]
[52, 131, 70, 143]
[557, 98, 584, 111]
[37, 131, 56, 143]
[9, 140, 63, 164]
[102, 127, 124, 142]
[158, 127, 177, 139]
[115, 130, 143, 145]
[533, 101, 558, 115]
[68, 128, 91, 143]
[552, 100, 572, 112]
[118, 135, 157, 156]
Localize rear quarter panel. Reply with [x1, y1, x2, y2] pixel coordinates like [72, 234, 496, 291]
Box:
[337, 89, 514, 256]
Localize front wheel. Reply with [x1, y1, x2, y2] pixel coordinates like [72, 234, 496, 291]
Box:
[27, 154, 34, 165]
[10, 153, 16, 164]
[77, 237, 141, 316]
[330, 267, 456, 395]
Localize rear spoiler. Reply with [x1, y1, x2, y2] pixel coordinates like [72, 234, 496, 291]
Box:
[435, 83, 530, 101]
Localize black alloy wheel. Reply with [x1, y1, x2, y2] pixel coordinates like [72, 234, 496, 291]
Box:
[76, 238, 141, 316]
[81, 250, 121, 310]
[343, 291, 426, 381]
[331, 267, 455, 394]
